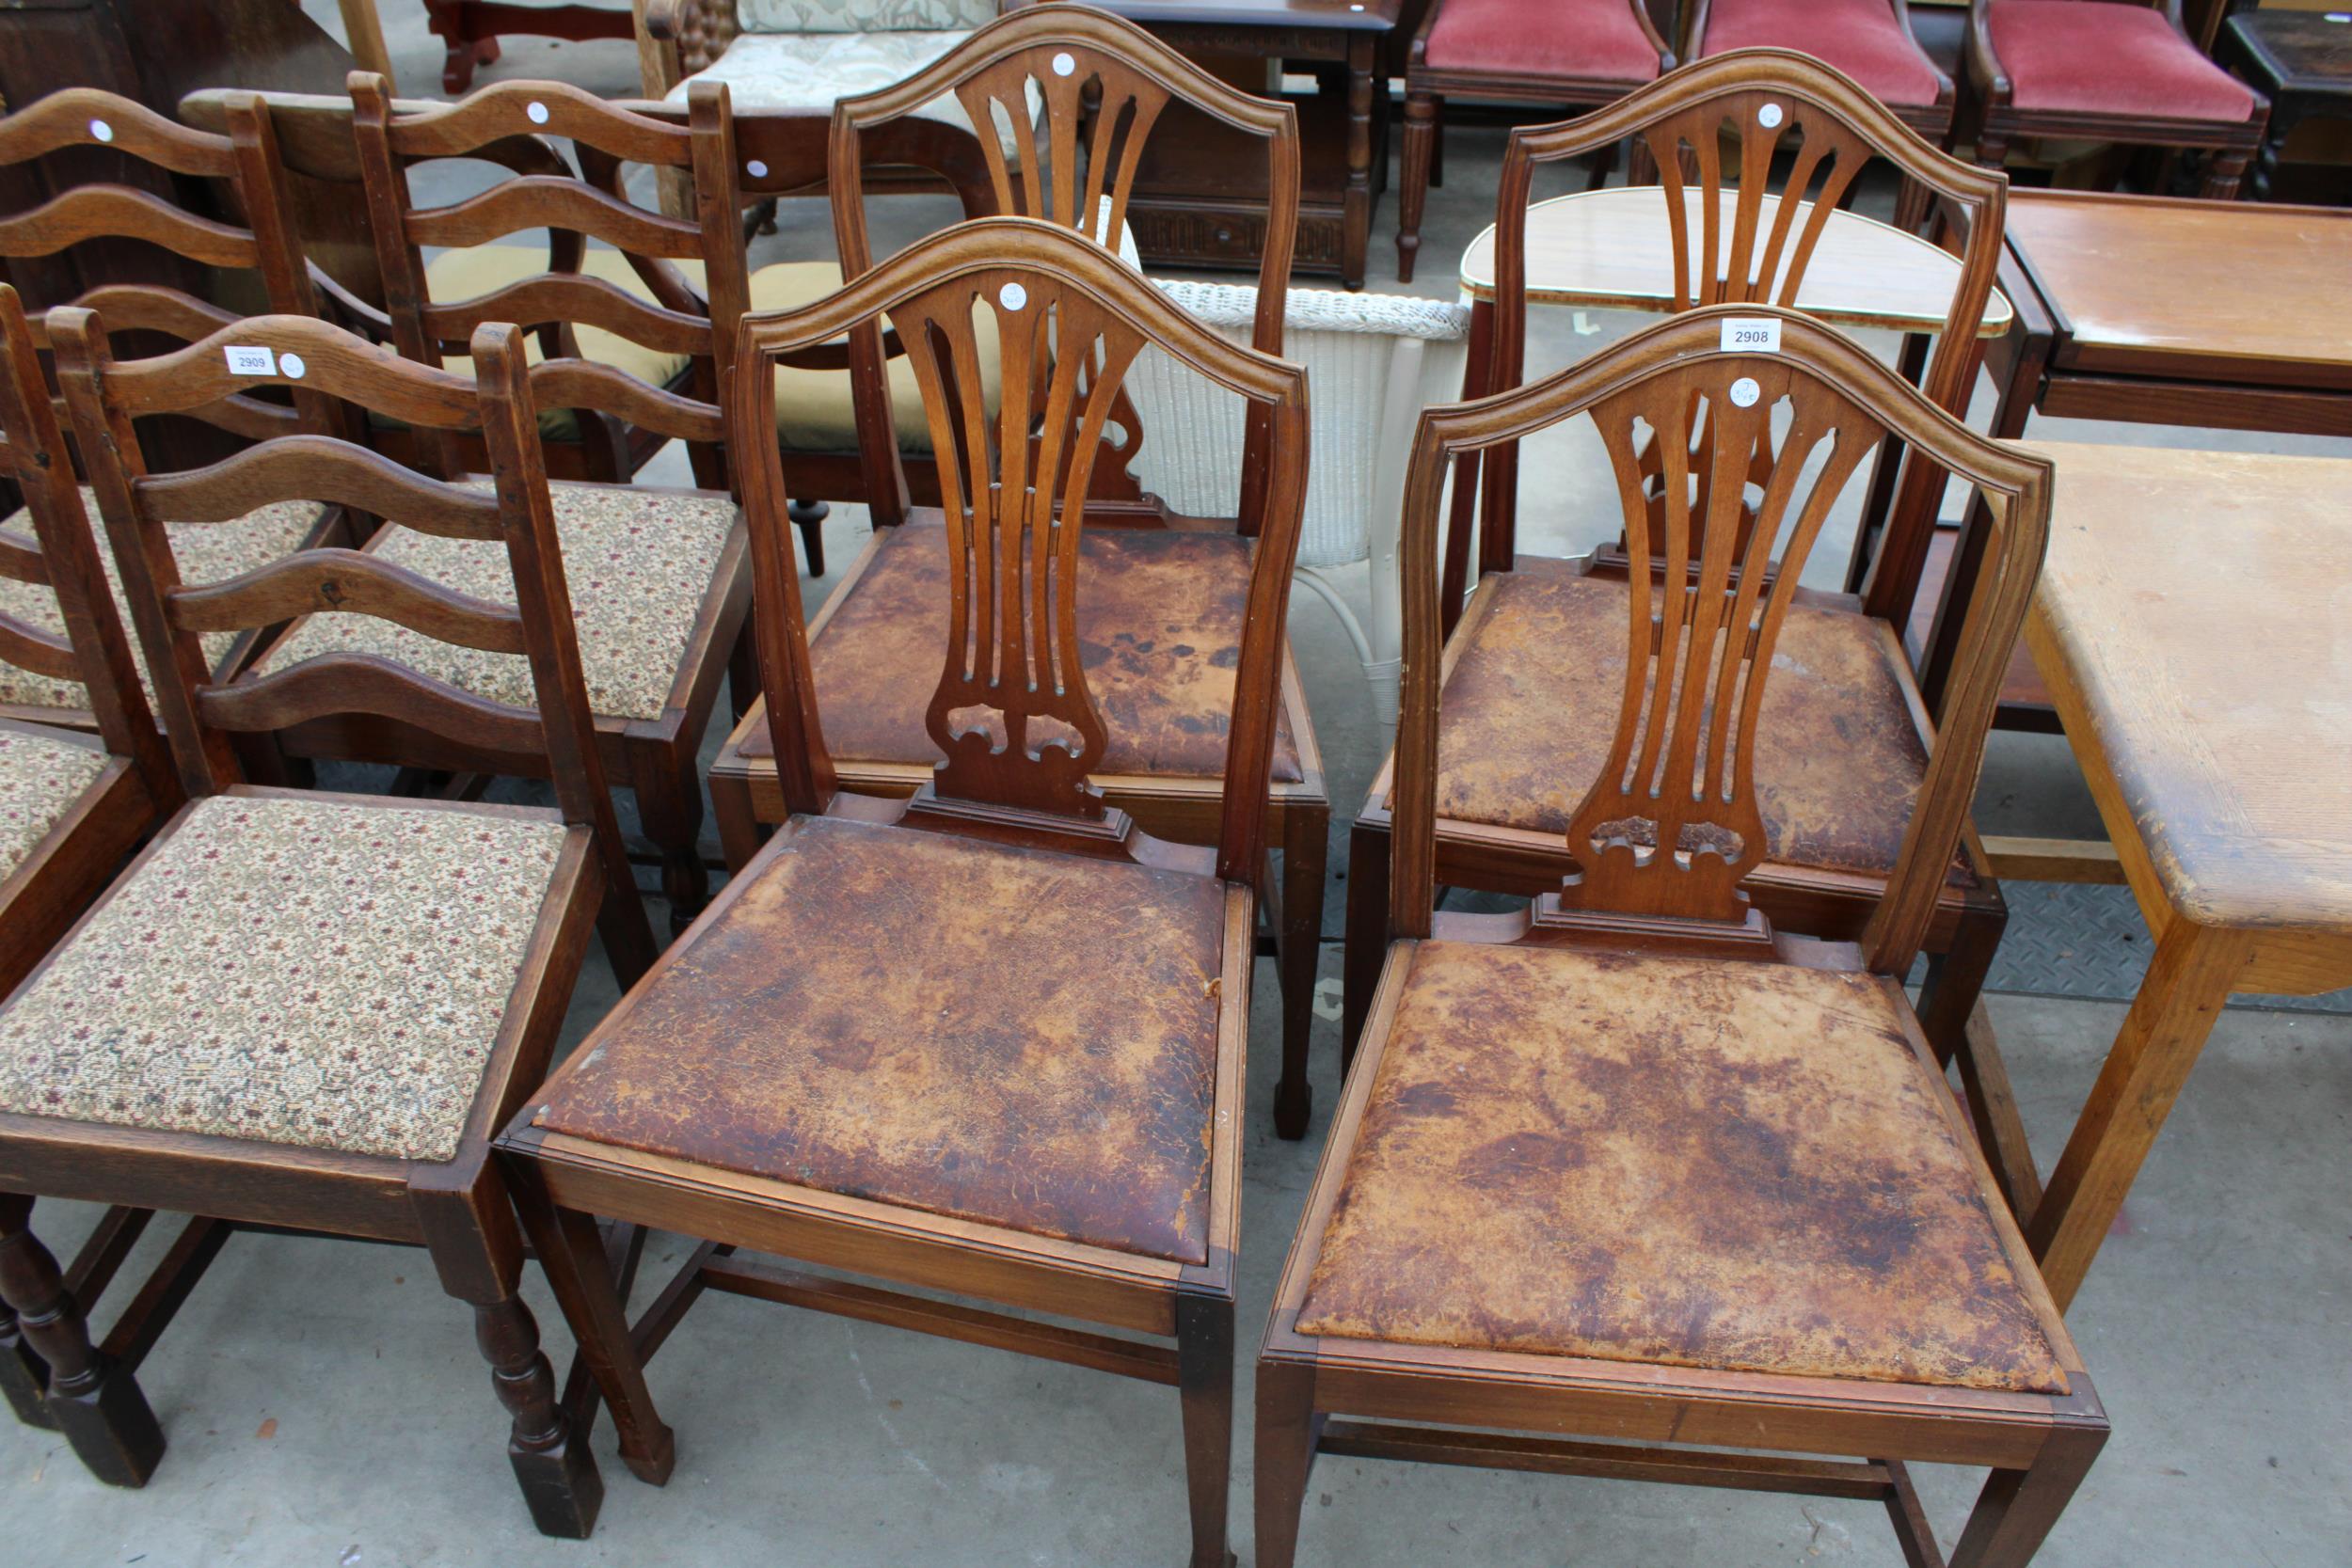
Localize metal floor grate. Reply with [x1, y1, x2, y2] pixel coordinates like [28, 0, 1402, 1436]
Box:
[1987, 881, 2352, 1015]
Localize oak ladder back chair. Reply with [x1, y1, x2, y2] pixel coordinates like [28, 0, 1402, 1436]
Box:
[707, 2, 1332, 1136]
[0, 88, 353, 736]
[350, 72, 753, 489]
[830, 2, 1301, 531]
[323, 74, 758, 931]
[1967, 0, 2268, 199]
[1263, 305, 2104, 1568]
[495, 219, 1310, 1568]
[0, 311, 656, 1531]
[1682, 0, 1958, 145]
[0, 283, 175, 1003]
[1344, 50, 2021, 1149]
[1395, 0, 1674, 282]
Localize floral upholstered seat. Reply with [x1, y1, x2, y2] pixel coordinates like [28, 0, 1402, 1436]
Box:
[261, 482, 739, 724]
[0, 792, 569, 1163]
[0, 724, 110, 880]
[0, 490, 328, 713]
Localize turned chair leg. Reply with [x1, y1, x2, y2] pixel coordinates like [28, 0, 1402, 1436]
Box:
[1340, 814, 1391, 1075]
[789, 497, 829, 577]
[1175, 1289, 1235, 1568]
[1977, 130, 2010, 176]
[1397, 91, 1437, 283]
[0, 1301, 56, 1427]
[1274, 800, 1328, 1139]
[1428, 94, 1445, 188]
[0, 1195, 163, 1485]
[2201, 148, 2251, 200]
[475, 1294, 605, 1538]
[1252, 1360, 1317, 1568]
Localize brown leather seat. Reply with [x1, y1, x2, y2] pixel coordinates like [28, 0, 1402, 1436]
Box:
[1297, 938, 2066, 1392]
[528, 814, 1232, 1264]
[1430, 557, 1938, 878]
[738, 515, 1305, 784]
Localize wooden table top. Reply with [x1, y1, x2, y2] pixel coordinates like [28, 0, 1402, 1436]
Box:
[2026, 440, 2352, 935]
[1457, 186, 2012, 338]
[2006, 189, 2352, 388]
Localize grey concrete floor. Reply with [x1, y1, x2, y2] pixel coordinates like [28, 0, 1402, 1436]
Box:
[4, 8, 2348, 1565]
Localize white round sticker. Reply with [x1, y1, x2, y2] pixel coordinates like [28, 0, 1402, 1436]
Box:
[1052, 51, 1076, 76]
[999, 282, 1028, 311]
[745, 158, 768, 179]
[279, 353, 307, 380]
[1757, 103, 1784, 130]
[1729, 376, 1761, 408]
[526, 101, 551, 125]
[88, 119, 114, 144]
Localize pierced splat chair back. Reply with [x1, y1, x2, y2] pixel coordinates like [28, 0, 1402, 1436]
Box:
[0, 285, 168, 789]
[734, 218, 1309, 885]
[829, 4, 1300, 529]
[349, 73, 750, 489]
[1391, 307, 2049, 976]
[1473, 49, 2007, 634]
[49, 310, 657, 977]
[0, 88, 332, 439]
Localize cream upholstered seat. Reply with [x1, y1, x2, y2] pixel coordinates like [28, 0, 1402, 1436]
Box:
[1297, 939, 2068, 1392]
[748, 261, 1006, 452]
[0, 792, 569, 1163]
[660, 27, 1029, 156]
[0, 725, 109, 879]
[262, 481, 738, 724]
[0, 490, 328, 712]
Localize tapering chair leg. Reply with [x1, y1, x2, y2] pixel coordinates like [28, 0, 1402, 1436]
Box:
[1947, 1417, 2106, 1567]
[630, 745, 709, 937]
[2201, 148, 2251, 200]
[1341, 814, 1391, 1075]
[1252, 1359, 1316, 1568]
[1175, 1288, 1235, 1568]
[0, 1194, 162, 1485]
[1397, 91, 1437, 283]
[1275, 800, 1328, 1139]
[789, 497, 829, 577]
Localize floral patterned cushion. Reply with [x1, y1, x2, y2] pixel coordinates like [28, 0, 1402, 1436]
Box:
[738, 0, 994, 35]
[0, 792, 569, 1163]
[667, 31, 1031, 154]
[0, 491, 328, 714]
[0, 725, 109, 881]
[261, 482, 739, 723]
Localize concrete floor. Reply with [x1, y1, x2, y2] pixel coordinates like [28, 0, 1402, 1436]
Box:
[5, 8, 2349, 1565]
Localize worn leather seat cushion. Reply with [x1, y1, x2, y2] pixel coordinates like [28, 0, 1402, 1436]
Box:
[531, 814, 1229, 1263]
[742, 517, 1305, 783]
[0, 793, 568, 1163]
[1296, 939, 2068, 1392]
[1430, 558, 1931, 877]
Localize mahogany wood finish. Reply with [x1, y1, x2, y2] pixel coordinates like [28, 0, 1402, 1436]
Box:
[1966, 0, 2267, 198]
[501, 219, 1309, 1566]
[0, 284, 175, 1005]
[1395, 0, 1672, 282]
[334, 73, 756, 929]
[0, 311, 654, 1528]
[424, 0, 641, 95]
[711, 4, 1331, 1139]
[1263, 304, 2100, 1568]
[1347, 49, 2016, 1122]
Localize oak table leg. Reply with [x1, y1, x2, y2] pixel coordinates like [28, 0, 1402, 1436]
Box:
[2026, 918, 2252, 1311]
[1343, 31, 1376, 291]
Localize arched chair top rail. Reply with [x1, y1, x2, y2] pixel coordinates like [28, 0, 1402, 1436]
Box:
[740, 216, 1307, 412]
[179, 87, 572, 183]
[1390, 304, 2051, 976]
[49, 309, 482, 431]
[833, 4, 1299, 143]
[358, 73, 706, 169]
[0, 87, 238, 178]
[1502, 47, 2006, 213]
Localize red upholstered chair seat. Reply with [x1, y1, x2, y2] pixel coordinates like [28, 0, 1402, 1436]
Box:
[1424, 0, 1662, 80]
[1989, 0, 2256, 122]
[1695, 0, 1942, 107]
